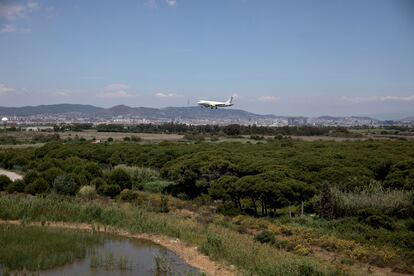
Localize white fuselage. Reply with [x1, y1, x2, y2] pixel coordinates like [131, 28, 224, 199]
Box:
[197, 98, 234, 109]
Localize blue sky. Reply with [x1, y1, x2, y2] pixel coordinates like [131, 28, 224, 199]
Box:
[0, 0, 413, 119]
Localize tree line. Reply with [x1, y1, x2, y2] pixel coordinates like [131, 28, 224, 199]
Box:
[1, 139, 413, 219]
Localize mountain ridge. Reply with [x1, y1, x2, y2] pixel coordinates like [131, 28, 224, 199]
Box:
[0, 104, 411, 123]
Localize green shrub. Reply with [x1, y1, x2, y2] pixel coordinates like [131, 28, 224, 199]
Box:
[141, 180, 172, 193]
[109, 168, 132, 190]
[77, 185, 97, 200]
[24, 178, 49, 195]
[0, 175, 12, 191]
[217, 202, 241, 216]
[304, 195, 320, 214]
[72, 173, 89, 186]
[42, 167, 64, 185]
[406, 219, 414, 232]
[365, 214, 396, 230]
[200, 234, 223, 257]
[116, 166, 160, 190]
[98, 184, 121, 198]
[91, 177, 106, 189]
[294, 244, 312, 256]
[7, 180, 25, 193]
[23, 170, 39, 185]
[83, 163, 103, 179]
[119, 189, 139, 202]
[357, 208, 382, 220]
[255, 230, 275, 244]
[357, 208, 396, 230]
[53, 174, 78, 195]
[130, 136, 142, 142]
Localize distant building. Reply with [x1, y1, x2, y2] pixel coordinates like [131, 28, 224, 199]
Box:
[24, 126, 54, 132]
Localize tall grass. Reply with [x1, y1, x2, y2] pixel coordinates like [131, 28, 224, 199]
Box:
[0, 223, 102, 270]
[116, 165, 162, 190]
[332, 181, 413, 217]
[0, 194, 343, 276]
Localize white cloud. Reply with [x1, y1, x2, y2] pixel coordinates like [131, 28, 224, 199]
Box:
[258, 95, 280, 103]
[145, 0, 176, 9]
[51, 91, 70, 97]
[27, 1, 40, 12]
[0, 83, 16, 96]
[97, 90, 133, 99]
[97, 84, 135, 99]
[166, 0, 177, 7]
[0, 23, 30, 33]
[105, 83, 129, 91]
[0, 1, 39, 20]
[340, 95, 414, 103]
[155, 92, 179, 98]
[0, 1, 39, 34]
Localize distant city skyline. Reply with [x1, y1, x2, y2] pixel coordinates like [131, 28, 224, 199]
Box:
[1, 0, 413, 120]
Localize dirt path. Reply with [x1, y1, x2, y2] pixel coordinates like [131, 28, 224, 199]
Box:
[0, 219, 236, 276]
[0, 169, 23, 181]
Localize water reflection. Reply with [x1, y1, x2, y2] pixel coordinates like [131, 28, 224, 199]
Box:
[38, 236, 199, 276]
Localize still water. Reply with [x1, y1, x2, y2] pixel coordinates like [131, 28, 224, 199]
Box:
[11, 235, 200, 276]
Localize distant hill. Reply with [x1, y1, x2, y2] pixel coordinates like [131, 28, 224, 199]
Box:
[0, 104, 104, 116]
[0, 104, 282, 122]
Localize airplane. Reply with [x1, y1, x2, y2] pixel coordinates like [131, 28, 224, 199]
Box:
[197, 96, 234, 109]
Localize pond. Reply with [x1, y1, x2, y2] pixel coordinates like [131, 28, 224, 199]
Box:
[0, 224, 200, 276]
[41, 236, 200, 276]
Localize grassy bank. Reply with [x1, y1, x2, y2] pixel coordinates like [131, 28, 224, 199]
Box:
[0, 223, 102, 271]
[0, 194, 345, 276]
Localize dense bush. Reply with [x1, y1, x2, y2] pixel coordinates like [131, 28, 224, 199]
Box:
[141, 180, 172, 193]
[117, 166, 160, 190]
[77, 185, 97, 199]
[23, 171, 39, 185]
[2, 137, 414, 221]
[90, 177, 106, 189]
[25, 178, 49, 195]
[255, 231, 276, 244]
[53, 174, 78, 195]
[109, 168, 131, 190]
[119, 189, 139, 202]
[0, 175, 12, 190]
[6, 180, 25, 193]
[406, 219, 414, 232]
[42, 167, 64, 185]
[83, 163, 103, 179]
[200, 234, 223, 257]
[365, 214, 396, 230]
[97, 184, 121, 198]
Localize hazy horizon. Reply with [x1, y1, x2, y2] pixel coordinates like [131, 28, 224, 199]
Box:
[1, 0, 413, 119]
[0, 102, 412, 120]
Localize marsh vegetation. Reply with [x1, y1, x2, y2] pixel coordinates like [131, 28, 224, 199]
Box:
[0, 223, 199, 275]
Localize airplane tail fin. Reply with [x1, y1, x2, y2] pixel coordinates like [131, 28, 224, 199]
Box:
[226, 96, 233, 105]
